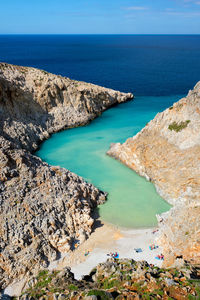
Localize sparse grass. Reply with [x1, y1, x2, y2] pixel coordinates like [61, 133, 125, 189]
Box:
[142, 289, 164, 300]
[87, 290, 112, 299]
[168, 120, 190, 132]
[172, 269, 180, 277]
[131, 282, 147, 293]
[68, 284, 78, 291]
[24, 270, 62, 298]
[102, 278, 121, 289]
[21, 261, 200, 299]
[126, 275, 132, 281]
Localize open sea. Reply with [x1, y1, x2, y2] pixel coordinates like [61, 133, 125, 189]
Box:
[1, 34, 200, 228]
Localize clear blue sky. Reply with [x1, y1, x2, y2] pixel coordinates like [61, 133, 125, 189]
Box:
[1, 0, 200, 34]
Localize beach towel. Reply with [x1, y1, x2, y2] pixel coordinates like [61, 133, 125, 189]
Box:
[155, 256, 164, 260]
[134, 248, 143, 253]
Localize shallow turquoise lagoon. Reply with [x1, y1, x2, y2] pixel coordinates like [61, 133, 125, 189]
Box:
[36, 95, 182, 228]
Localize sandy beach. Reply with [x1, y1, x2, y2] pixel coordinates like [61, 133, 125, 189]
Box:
[49, 220, 163, 280]
[5, 221, 163, 296]
[5, 219, 164, 297]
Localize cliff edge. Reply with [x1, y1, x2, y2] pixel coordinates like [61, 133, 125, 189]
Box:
[108, 82, 200, 266]
[0, 63, 133, 289]
[0, 63, 133, 151]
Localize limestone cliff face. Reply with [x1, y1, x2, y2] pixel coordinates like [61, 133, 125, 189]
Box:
[0, 63, 133, 288]
[0, 63, 132, 151]
[108, 82, 200, 266]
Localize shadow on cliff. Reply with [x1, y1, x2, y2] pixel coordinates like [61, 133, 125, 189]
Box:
[0, 77, 54, 151]
[91, 207, 104, 233]
[0, 292, 11, 300]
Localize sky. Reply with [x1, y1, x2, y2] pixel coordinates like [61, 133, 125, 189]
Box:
[1, 0, 200, 34]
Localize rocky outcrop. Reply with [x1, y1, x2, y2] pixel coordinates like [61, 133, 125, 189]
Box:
[107, 82, 200, 266]
[0, 63, 132, 151]
[0, 63, 133, 289]
[17, 259, 200, 299]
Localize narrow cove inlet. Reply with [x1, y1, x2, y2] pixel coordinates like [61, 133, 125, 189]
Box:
[36, 95, 181, 228]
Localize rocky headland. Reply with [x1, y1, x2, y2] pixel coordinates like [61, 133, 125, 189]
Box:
[107, 82, 200, 267]
[0, 63, 133, 290]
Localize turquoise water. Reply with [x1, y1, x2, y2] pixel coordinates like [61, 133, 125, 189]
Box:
[36, 95, 181, 228]
[2, 34, 198, 227]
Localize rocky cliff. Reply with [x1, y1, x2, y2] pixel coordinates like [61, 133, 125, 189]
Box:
[0, 63, 133, 289]
[0, 63, 132, 151]
[108, 82, 200, 266]
[17, 259, 200, 299]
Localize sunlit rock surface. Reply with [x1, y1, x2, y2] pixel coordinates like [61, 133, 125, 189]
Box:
[108, 82, 200, 265]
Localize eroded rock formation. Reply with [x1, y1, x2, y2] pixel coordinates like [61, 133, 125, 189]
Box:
[0, 63, 133, 288]
[18, 259, 200, 299]
[108, 82, 200, 266]
[0, 63, 132, 151]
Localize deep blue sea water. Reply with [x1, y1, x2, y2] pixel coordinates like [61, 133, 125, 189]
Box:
[1, 35, 200, 96]
[1, 35, 200, 228]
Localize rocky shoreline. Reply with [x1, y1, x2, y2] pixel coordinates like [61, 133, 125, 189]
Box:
[107, 82, 200, 267]
[1, 62, 199, 298]
[0, 63, 133, 290]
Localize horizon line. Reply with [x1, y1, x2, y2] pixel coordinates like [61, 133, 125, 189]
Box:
[0, 33, 200, 35]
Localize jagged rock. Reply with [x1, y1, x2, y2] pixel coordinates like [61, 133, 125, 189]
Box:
[107, 82, 200, 266]
[0, 63, 133, 289]
[16, 259, 200, 299]
[0, 63, 133, 151]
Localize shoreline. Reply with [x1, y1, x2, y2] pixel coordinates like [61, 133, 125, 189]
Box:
[4, 221, 164, 297]
[48, 220, 163, 280]
[0, 62, 134, 292]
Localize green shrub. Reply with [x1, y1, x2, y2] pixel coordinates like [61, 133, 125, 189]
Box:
[102, 278, 121, 289]
[68, 284, 78, 291]
[37, 270, 49, 278]
[168, 120, 190, 132]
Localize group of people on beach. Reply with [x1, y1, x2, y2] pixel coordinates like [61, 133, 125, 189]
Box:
[149, 244, 159, 250]
[156, 253, 164, 260]
[107, 252, 119, 259]
[80, 227, 164, 261]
